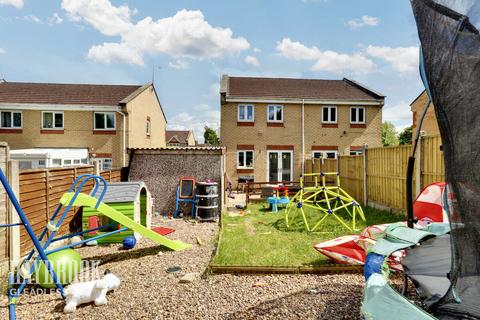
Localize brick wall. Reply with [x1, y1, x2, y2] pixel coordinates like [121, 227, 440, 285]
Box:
[128, 148, 225, 215]
[411, 91, 439, 138]
[220, 102, 382, 186]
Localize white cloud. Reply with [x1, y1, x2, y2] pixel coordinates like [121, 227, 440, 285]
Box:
[253, 47, 261, 53]
[48, 13, 63, 25]
[168, 104, 220, 143]
[347, 15, 380, 29]
[276, 38, 376, 74]
[383, 101, 413, 132]
[62, 0, 250, 66]
[168, 60, 189, 70]
[0, 0, 23, 8]
[16, 14, 43, 24]
[87, 43, 144, 66]
[244, 55, 260, 67]
[0, 48, 5, 54]
[366, 45, 418, 72]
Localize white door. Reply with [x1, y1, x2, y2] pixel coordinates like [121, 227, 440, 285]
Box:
[268, 151, 293, 182]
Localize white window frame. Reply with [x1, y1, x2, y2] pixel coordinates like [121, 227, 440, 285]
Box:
[350, 107, 365, 124]
[93, 112, 116, 130]
[237, 150, 254, 169]
[146, 118, 151, 136]
[41, 111, 64, 129]
[0, 110, 23, 129]
[312, 150, 338, 159]
[237, 104, 255, 122]
[322, 106, 337, 124]
[92, 158, 113, 170]
[266, 150, 294, 182]
[267, 105, 284, 123]
[350, 150, 363, 156]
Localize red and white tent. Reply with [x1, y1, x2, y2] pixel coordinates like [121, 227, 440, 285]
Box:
[413, 182, 448, 223]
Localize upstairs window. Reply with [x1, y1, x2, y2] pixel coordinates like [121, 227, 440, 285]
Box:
[1, 111, 22, 128]
[267, 105, 283, 122]
[238, 104, 254, 122]
[94, 112, 115, 130]
[42, 111, 63, 129]
[312, 150, 337, 159]
[322, 106, 337, 123]
[237, 150, 254, 169]
[350, 107, 365, 124]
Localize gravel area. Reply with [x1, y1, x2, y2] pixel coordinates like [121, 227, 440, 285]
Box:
[0, 218, 417, 319]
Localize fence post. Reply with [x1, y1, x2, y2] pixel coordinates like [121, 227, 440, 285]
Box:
[362, 144, 368, 206]
[415, 133, 424, 197]
[93, 160, 101, 176]
[7, 160, 20, 272]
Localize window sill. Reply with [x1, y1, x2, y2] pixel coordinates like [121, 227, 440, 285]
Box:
[350, 123, 366, 128]
[0, 128, 22, 133]
[322, 123, 338, 128]
[237, 122, 254, 127]
[267, 122, 284, 127]
[237, 168, 254, 174]
[40, 129, 64, 134]
[93, 130, 117, 135]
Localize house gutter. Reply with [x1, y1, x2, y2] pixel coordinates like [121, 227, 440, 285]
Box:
[301, 99, 305, 176]
[116, 111, 127, 167]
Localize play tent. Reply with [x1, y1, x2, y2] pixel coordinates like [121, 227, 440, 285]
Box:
[413, 182, 448, 222]
[82, 181, 152, 243]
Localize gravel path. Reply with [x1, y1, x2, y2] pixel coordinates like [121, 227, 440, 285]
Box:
[0, 218, 405, 319]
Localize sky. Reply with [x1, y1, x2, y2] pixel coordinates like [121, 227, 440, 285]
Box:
[0, 0, 424, 142]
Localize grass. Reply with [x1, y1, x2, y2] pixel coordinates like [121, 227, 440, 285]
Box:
[212, 203, 404, 267]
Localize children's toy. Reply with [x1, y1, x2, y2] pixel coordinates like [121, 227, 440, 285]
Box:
[285, 172, 365, 232]
[413, 182, 448, 223]
[63, 272, 121, 313]
[314, 235, 370, 265]
[122, 236, 136, 249]
[267, 185, 290, 213]
[82, 181, 152, 243]
[0, 171, 190, 320]
[174, 177, 196, 218]
[35, 248, 82, 288]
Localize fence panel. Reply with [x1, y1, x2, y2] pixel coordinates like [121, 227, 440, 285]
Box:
[421, 135, 445, 186]
[338, 155, 364, 202]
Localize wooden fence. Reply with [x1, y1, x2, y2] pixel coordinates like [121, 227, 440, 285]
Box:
[18, 166, 121, 255]
[304, 135, 445, 212]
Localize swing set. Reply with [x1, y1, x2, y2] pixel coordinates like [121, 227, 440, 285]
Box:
[285, 172, 365, 232]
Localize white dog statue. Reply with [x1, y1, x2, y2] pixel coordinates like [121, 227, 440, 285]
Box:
[63, 272, 120, 313]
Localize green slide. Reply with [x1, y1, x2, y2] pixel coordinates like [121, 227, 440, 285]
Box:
[60, 192, 191, 251]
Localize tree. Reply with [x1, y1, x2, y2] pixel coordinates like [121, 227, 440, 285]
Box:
[398, 126, 413, 145]
[381, 122, 399, 147]
[203, 126, 220, 146]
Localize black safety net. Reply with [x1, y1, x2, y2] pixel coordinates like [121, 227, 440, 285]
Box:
[410, 0, 480, 319]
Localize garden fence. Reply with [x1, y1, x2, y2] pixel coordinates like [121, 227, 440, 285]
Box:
[304, 135, 444, 213]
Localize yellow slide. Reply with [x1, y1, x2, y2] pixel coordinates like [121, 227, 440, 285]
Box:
[60, 192, 191, 251]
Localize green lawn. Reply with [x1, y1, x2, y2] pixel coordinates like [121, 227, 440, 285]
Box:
[212, 203, 404, 267]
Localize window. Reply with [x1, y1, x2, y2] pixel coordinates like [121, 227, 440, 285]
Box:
[146, 118, 151, 136]
[73, 159, 80, 164]
[102, 158, 112, 170]
[42, 111, 63, 129]
[19, 161, 33, 170]
[350, 107, 365, 124]
[237, 151, 254, 169]
[63, 159, 72, 165]
[38, 160, 46, 168]
[238, 105, 254, 122]
[94, 112, 115, 130]
[81, 158, 88, 164]
[312, 151, 337, 159]
[350, 150, 363, 156]
[322, 106, 337, 123]
[267, 105, 283, 122]
[0, 111, 22, 128]
[52, 159, 62, 166]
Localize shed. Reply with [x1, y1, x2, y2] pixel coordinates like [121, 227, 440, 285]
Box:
[82, 181, 152, 243]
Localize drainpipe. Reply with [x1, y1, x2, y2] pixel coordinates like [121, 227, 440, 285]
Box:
[116, 111, 127, 167]
[301, 99, 305, 176]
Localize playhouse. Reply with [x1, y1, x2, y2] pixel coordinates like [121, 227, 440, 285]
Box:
[82, 181, 152, 243]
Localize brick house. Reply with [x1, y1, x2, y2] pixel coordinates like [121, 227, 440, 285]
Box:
[166, 130, 196, 146]
[0, 81, 167, 169]
[220, 75, 385, 185]
[410, 90, 439, 138]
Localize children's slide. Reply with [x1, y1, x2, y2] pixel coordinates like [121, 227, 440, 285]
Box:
[60, 193, 191, 251]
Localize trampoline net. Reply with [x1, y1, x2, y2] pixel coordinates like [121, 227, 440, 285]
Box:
[411, 0, 480, 318]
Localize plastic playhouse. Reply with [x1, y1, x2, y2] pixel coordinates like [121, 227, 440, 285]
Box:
[83, 181, 152, 243]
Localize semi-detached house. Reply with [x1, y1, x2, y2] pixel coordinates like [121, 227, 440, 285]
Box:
[0, 81, 167, 169]
[220, 75, 385, 186]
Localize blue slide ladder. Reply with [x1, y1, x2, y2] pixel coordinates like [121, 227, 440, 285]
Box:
[0, 169, 130, 320]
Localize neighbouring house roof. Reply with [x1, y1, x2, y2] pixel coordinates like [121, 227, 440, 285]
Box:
[220, 75, 385, 102]
[0, 81, 142, 106]
[410, 90, 427, 107]
[166, 130, 192, 144]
